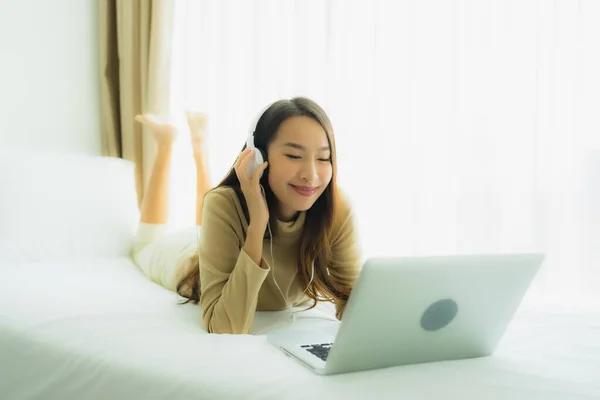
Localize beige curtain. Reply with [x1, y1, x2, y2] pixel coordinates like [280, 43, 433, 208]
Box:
[99, 0, 175, 206]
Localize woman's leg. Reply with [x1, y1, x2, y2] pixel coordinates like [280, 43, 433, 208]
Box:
[132, 114, 185, 292]
[135, 114, 178, 224]
[187, 112, 211, 226]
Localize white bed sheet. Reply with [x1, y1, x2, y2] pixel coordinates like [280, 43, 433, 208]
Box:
[1, 257, 599, 400]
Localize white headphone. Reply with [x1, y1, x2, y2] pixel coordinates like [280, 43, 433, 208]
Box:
[246, 104, 316, 322]
[245, 104, 269, 175]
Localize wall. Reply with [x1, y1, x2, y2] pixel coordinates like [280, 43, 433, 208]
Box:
[0, 0, 101, 155]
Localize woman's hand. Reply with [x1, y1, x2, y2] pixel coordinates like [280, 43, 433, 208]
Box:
[234, 148, 269, 230]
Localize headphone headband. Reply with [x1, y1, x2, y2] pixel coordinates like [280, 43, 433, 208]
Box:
[247, 102, 274, 146]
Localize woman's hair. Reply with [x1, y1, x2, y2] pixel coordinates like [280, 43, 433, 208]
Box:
[177, 97, 346, 310]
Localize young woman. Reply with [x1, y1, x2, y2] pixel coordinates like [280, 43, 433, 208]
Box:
[133, 98, 361, 334]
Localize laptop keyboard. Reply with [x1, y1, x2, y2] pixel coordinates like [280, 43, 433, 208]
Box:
[301, 343, 333, 361]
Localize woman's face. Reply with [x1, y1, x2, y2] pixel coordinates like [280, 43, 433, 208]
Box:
[267, 116, 333, 221]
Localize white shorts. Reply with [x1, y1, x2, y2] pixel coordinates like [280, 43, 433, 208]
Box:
[131, 222, 200, 292]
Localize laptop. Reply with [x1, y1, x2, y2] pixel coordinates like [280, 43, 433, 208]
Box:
[267, 253, 544, 375]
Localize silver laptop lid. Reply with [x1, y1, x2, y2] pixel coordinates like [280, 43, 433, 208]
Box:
[322, 253, 544, 374]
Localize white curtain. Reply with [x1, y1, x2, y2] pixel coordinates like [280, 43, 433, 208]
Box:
[165, 0, 600, 305]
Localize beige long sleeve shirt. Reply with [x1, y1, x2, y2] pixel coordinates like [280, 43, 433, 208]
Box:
[198, 187, 361, 334]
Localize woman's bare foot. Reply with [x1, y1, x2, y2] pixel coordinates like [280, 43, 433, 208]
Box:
[135, 114, 178, 147]
[186, 112, 208, 150]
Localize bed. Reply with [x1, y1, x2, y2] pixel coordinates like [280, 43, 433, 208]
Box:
[1, 147, 599, 399]
[1, 257, 599, 399]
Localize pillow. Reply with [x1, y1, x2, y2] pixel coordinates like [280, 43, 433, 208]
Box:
[0, 146, 140, 262]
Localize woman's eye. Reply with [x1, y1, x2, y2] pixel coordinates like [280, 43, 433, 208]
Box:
[285, 154, 301, 160]
[319, 158, 332, 162]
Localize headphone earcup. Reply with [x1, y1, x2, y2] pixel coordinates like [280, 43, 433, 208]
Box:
[255, 147, 267, 165]
[253, 147, 264, 165]
[247, 146, 267, 175]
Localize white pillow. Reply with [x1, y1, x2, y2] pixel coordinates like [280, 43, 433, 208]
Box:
[0, 146, 140, 263]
